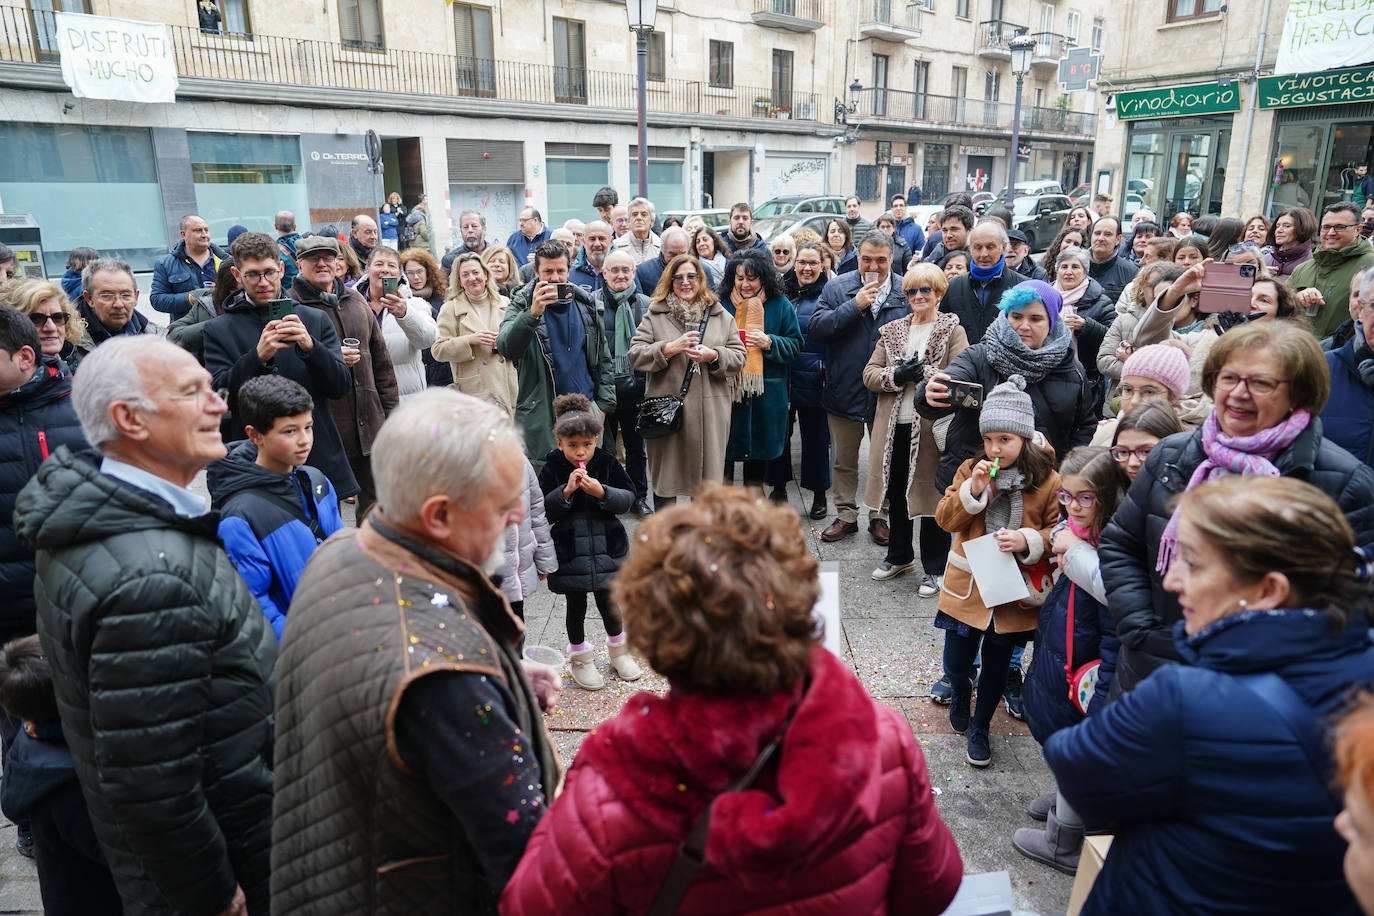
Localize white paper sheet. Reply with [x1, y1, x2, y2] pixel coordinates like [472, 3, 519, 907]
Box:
[813, 563, 843, 657]
[962, 533, 1031, 607]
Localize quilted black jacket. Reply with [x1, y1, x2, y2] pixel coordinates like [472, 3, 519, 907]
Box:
[14, 447, 277, 916]
[537, 447, 635, 594]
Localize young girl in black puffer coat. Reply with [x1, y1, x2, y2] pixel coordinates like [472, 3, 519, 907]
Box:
[538, 394, 643, 691]
[1014, 445, 1126, 876]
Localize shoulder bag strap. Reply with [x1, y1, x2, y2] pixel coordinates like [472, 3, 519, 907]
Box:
[1234, 671, 1342, 810]
[1063, 582, 1076, 699]
[674, 312, 713, 400]
[647, 700, 791, 916]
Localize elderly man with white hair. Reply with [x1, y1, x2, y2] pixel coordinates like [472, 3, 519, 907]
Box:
[13, 335, 276, 916]
[271, 389, 562, 914]
[611, 196, 661, 264]
[634, 225, 692, 296]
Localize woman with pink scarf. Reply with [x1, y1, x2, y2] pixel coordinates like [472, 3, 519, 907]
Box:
[1052, 246, 1115, 416]
[1098, 320, 1374, 700]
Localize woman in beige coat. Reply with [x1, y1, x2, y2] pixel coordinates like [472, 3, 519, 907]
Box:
[863, 263, 969, 594]
[432, 252, 518, 415]
[628, 254, 747, 507]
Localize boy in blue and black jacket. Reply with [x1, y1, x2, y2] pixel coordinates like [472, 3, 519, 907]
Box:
[208, 375, 343, 640]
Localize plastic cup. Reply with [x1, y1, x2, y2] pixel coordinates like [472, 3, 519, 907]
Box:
[522, 645, 565, 668]
[341, 337, 360, 349]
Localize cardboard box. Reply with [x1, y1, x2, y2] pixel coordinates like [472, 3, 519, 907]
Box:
[1067, 835, 1114, 916]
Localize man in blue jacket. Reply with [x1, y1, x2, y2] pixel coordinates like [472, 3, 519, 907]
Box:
[891, 194, 926, 256]
[150, 215, 226, 320]
[507, 207, 551, 265]
[569, 220, 612, 294]
[634, 227, 691, 297]
[808, 230, 910, 545]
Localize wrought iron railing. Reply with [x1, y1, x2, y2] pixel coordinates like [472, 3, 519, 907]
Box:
[1029, 31, 1067, 60]
[851, 87, 1095, 136]
[977, 19, 1028, 50]
[863, 0, 922, 30]
[752, 0, 827, 22]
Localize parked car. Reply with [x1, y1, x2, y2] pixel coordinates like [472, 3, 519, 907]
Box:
[752, 195, 847, 219]
[662, 208, 731, 230]
[1067, 183, 1092, 206]
[983, 192, 1072, 252]
[752, 212, 838, 244]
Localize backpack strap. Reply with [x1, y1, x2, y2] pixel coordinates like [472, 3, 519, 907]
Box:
[1233, 671, 1341, 810]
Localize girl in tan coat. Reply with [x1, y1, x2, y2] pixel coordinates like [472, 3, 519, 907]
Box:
[433, 252, 518, 415]
[934, 376, 1061, 769]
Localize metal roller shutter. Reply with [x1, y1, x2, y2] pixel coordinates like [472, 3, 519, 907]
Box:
[446, 139, 524, 183]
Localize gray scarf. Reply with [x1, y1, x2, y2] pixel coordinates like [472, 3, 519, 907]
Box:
[984, 465, 1027, 535]
[981, 314, 1072, 384]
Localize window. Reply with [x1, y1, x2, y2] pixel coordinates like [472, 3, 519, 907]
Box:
[1065, 10, 1080, 44]
[709, 40, 733, 88]
[630, 148, 686, 212]
[553, 17, 587, 104]
[1091, 17, 1103, 51]
[951, 65, 968, 120]
[339, 0, 383, 50]
[989, 0, 1003, 19]
[189, 132, 311, 245]
[546, 154, 609, 229]
[1039, 3, 1053, 33]
[1033, 86, 1044, 109]
[771, 48, 793, 108]
[1167, 0, 1224, 20]
[872, 53, 888, 117]
[27, 0, 89, 62]
[955, 0, 969, 17]
[195, 0, 252, 36]
[453, 3, 495, 96]
[647, 31, 665, 82]
[913, 60, 929, 119]
[982, 68, 1000, 126]
[915, 0, 933, 9]
[856, 164, 880, 201]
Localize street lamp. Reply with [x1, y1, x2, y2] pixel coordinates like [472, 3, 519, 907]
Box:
[1007, 34, 1035, 197]
[626, 0, 658, 198]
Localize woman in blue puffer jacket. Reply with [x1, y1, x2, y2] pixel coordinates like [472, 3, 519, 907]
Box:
[767, 240, 832, 519]
[1046, 474, 1374, 916]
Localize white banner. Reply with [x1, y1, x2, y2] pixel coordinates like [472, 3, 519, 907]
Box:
[55, 12, 178, 104]
[1275, 0, 1374, 76]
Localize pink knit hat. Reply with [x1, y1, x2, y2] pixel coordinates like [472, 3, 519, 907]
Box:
[1122, 343, 1190, 398]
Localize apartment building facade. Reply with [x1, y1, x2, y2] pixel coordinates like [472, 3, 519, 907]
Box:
[0, 0, 1101, 275]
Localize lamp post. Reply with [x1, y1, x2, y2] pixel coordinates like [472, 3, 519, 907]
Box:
[626, 0, 658, 199]
[1007, 34, 1035, 197]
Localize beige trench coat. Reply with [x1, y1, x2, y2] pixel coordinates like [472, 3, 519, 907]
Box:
[432, 291, 518, 415]
[862, 313, 968, 516]
[627, 300, 747, 498]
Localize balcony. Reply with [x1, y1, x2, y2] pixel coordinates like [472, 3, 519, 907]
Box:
[849, 87, 1096, 138]
[751, 0, 826, 33]
[0, 7, 820, 125]
[976, 19, 1027, 60]
[859, 0, 922, 43]
[1029, 32, 1066, 70]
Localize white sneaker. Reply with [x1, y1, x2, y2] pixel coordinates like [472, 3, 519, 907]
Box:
[917, 574, 941, 598]
[568, 647, 605, 690]
[607, 639, 643, 680]
[872, 559, 918, 581]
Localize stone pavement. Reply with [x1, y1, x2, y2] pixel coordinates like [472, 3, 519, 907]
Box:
[0, 451, 1075, 915]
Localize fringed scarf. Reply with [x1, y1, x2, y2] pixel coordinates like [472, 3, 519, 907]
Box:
[730, 289, 766, 401]
[984, 465, 1027, 535]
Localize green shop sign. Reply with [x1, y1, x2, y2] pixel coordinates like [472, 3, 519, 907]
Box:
[1114, 83, 1241, 120]
[1259, 65, 1374, 110]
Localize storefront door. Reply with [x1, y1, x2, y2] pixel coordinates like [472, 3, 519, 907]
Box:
[1268, 105, 1374, 217]
[1125, 117, 1231, 222]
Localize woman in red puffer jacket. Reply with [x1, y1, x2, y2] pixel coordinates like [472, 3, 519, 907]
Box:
[501, 486, 963, 916]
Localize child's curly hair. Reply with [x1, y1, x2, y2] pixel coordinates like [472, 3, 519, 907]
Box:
[553, 393, 602, 440]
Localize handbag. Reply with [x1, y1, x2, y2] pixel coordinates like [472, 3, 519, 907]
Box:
[1015, 555, 1056, 609]
[647, 707, 794, 916]
[1063, 583, 1101, 715]
[637, 312, 711, 440]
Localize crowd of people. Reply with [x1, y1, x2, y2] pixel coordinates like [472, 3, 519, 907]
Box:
[1, 176, 1374, 915]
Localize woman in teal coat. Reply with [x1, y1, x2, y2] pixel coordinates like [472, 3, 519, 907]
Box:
[721, 248, 802, 489]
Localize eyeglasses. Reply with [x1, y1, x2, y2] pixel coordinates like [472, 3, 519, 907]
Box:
[92, 291, 137, 304]
[673, 273, 699, 283]
[403, 267, 428, 277]
[240, 269, 281, 283]
[1119, 382, 1166, 400]
[906, 285, 936, 297]
[1321, 223, 1358, 233]
[1055, 489, 1097, 508]
[156, 387, 230, 408]
[1207, 370, 1289, 396]
[1110, 445, 1154, 463]
[28, 311, 69, 328]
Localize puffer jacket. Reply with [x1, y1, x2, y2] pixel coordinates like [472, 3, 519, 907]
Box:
[807, 271, 911, 422]
[1047, 609, 1374, 915]
[150, 239, 226, 319]
[499, 460, 557, 605]
[1024, 566, 1116, 746]
[1322, 337, 1374, 466]
[1099, 419, 1374, 697]
[13, 447, 277, 916]
[500, 646, 963, 916]
[1061, 277, 1116, 392]
[784, 271, 827, 409]
[0, 358, 87, 640]
[537, 447, 634, 594]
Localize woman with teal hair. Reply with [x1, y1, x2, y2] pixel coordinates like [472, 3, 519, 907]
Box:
[916, 279, 1098, 492]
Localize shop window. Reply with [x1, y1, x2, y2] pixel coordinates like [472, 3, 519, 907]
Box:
[339, 0, 383, 50]
[195, 0, 251, 37]
[553, 17, 587, 103]
[630, 158, 686, 212]
[0, 122, 165, 273]
[546, 156, 610, 230]
[453, 3, 495, 96]
[647, 32, 665, 82]
[27, 0, 89, 62]
[709, 40, 733, 88]
[1167, 0, 1223, 21]
[188, 131, 310, 243]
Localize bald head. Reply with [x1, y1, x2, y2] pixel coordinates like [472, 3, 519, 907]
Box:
[661, 227, 691, 259]
[351, 214, 378, 250]
[583, 220, 612, 267]
[551, 227, 575, 246]
[603, 249, 637, 293]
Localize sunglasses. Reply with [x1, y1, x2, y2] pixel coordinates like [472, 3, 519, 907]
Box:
[28, 311, 69, 327]
[906, 285, 936, 296]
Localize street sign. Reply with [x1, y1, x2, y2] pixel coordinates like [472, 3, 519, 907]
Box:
[1057, 47, 1101, 92]
[1114, 82, 1240, 120]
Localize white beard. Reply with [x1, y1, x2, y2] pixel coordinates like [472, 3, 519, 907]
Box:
[481, 540, 505, 577]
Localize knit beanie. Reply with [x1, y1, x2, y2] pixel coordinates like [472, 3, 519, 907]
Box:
[997, 279, 1061, 329]
[1122, 343, 1190, 399]
[979, 374, 1035, 438]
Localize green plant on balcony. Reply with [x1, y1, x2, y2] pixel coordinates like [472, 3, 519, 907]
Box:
[1053, 93, 1070, 130]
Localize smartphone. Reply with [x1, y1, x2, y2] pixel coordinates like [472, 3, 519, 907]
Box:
[267, 298, 295, 322]
[382, 276, 400, 296]
[1198, 262, 1257, 314]
[555, 282, 576, 301]
[948, 380, 984, 410]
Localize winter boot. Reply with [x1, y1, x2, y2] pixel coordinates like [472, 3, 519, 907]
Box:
[607, 636, 643, 681]
[568, 645, 605, 690]
[1012, 810, 1084, 875]
[1026, 791, 1056, 821]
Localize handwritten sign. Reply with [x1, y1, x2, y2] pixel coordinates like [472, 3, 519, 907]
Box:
[1113, 82, 1239, 121]
[1258, 64, 1374, 109]
[1276, 0, 1374, 76]
[55, 12, 178, 104]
